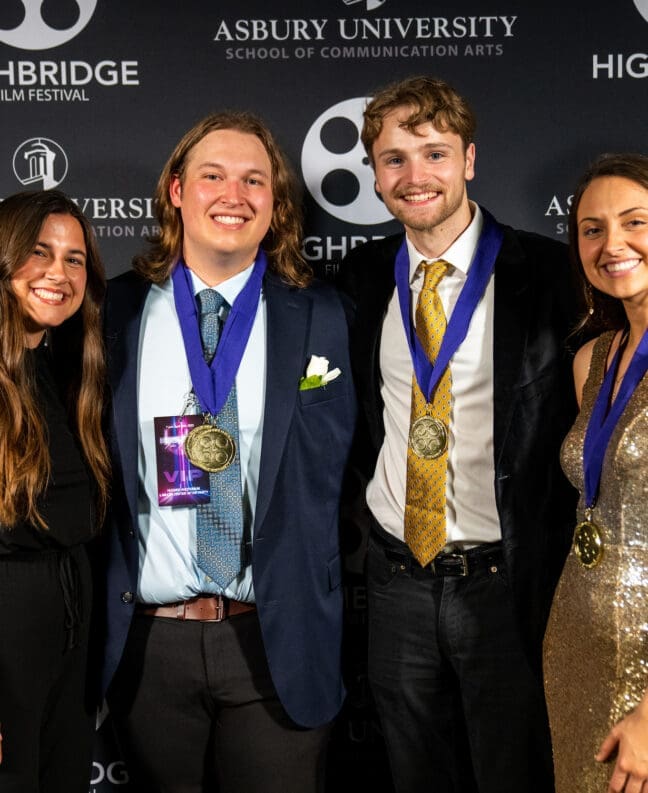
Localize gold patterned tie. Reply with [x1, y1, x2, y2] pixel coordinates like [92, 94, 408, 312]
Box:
[404, 260, 452, 566]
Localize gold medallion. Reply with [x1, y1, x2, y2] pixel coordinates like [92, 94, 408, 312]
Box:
[573, 520, 604, 569]
[185, 424, 235, 473]
[409, 416, 448, 459]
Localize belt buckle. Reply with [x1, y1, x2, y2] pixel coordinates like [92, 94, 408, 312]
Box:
[212, 595, 226, 622]
[195, 595, 227, 622]
[443, 551, 469, 576]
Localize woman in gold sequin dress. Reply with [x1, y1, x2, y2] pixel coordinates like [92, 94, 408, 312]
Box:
[544, 153, 648, 793]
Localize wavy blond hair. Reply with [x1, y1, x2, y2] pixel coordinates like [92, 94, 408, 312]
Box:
[134, 111, 311, 287]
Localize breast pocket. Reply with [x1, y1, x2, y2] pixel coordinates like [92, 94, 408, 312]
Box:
[298, 378, 346, 407]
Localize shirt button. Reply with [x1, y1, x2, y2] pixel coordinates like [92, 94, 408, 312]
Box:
[121, 591, 134, 604]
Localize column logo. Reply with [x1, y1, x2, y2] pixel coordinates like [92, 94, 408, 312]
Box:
[12, 136, 68, 189]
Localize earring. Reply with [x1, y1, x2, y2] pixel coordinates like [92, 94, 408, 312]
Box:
[586, 283, 595, 316]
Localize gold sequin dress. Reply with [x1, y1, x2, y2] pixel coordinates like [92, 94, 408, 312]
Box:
[544, 331, 648, 792]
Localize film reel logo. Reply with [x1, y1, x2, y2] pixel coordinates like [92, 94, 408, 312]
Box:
[0, 0, 97, 50]
[633, 0, 648, 21]
[301, 97, 392, 226]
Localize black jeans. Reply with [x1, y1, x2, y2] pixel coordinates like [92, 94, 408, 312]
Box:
[367, 530, 554, 793]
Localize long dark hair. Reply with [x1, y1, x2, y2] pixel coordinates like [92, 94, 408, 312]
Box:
[0, 189, 110, 529]
[569, 153, 648, 336]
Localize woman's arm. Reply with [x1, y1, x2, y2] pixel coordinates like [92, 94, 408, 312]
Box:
[597, 692, 648, 792]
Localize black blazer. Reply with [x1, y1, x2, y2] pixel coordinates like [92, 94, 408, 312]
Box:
[338, 220, 578, 663]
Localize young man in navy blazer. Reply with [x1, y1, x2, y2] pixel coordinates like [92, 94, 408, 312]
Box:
[338, 76, 577, 793]
[100, 112, 355, 792]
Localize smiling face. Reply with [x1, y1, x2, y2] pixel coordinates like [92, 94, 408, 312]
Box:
[169, 128, 274, 284]
[577, 176, 648, 311]
[372, 105, 475, 258]
[11, 212, 87, 348]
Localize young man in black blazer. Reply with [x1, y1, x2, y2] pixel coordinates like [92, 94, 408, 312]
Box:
[338, 76, 576, 793]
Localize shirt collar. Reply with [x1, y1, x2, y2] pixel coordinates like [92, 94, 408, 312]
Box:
[406, 202, 484, 284]
[188, 260, 256, 305]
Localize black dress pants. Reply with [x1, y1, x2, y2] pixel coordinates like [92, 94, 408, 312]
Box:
[0, 546, 94, 793]
[367, 530, 554, 793]
[107, 609, 330, 793]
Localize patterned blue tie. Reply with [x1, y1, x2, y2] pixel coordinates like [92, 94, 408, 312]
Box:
[195, 289, 244, 588]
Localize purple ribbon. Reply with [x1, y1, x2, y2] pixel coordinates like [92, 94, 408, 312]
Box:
[171, 251, 267, 417]
[583, 328, 648, 508]
[395, 207, 504, 403]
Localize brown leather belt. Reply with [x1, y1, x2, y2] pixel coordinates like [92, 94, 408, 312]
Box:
[137, 594, 256, 622]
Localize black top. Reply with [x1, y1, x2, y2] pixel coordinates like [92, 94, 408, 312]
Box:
[0, 342, 94, 553]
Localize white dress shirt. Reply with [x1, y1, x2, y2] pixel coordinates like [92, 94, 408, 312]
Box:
[367, 204, 502, 546]
[136, 262, 265, 603]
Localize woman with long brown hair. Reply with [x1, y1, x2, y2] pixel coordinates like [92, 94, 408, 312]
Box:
[544, 153, 648, 792]
[0, 190, 109, 792]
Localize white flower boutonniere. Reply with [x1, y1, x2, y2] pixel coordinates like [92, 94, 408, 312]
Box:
[299, 355, 341, 391]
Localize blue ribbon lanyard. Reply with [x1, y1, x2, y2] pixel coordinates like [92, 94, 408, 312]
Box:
[171, 250, 267, 417]
[395, 207, 504, 403]
[583, 328, 648, 509]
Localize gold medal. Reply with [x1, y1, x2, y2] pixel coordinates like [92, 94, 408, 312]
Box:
[573, 513, 604, 569]
[185, 424, 235, 473]
[409, 416, 448, 459]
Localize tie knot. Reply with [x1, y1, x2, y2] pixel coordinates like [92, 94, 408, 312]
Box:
[421, 260, 449, 292]
[197, 288, 227, 318]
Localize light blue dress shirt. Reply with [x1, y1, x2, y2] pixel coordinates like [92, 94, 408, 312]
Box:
[136, 262, 266, 603]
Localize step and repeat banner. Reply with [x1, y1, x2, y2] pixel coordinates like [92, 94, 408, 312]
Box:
[1, 1, 646, 790]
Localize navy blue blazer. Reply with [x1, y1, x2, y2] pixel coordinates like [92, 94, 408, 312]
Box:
[338, 220, 579, 665]
[99, 267, 356, 728]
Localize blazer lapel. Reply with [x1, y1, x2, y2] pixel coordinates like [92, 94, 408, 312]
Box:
[492, 229, 533, 467]
[360, 236, 401, 452]
[254, 274, 310, 534]
[106, 277, 151, 528]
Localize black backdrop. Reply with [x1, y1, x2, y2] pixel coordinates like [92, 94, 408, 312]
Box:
[1, 1, 646, 789]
